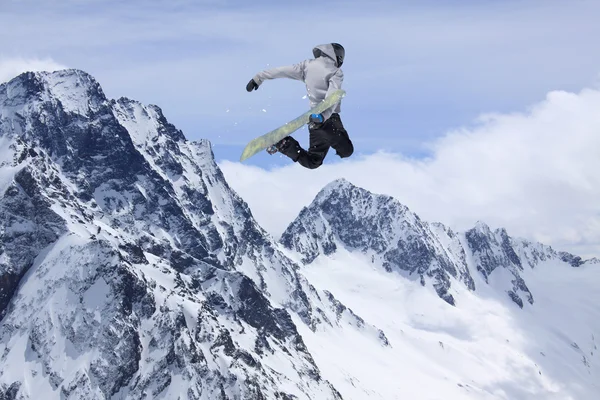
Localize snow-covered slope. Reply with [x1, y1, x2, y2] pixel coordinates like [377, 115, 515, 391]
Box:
[281, 178, 600, 399]
[2, 70, 598, 400]
[0, 70, 386, 399]
[294, 247, 600, 400]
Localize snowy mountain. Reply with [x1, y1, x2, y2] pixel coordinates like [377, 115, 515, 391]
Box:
[281, 178, 596, 308]
[1, 70, 598, 400]
[0, 70, 386, 400]
[280, 178, 600, 399]
[280, 179, 475, 306]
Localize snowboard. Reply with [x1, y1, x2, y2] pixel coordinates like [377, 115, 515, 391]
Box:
[240, 89, 346, 161]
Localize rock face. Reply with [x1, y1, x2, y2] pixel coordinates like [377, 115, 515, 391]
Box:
[280, 178, 593, 308]
[1, 69, 596, 400]
[280, 179, 474, 305]
[464, 223, 534, 308]
[0, 70, 381, 399]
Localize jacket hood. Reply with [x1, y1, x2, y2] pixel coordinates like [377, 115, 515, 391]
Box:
[313, 43, 345, 67]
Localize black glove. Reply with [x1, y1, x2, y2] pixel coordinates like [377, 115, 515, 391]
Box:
[246, 79, 259, 92]
[308, 113, 324, 129]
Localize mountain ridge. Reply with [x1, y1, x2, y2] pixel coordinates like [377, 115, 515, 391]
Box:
[1, 69, 598, 400]
[280, 177, 597, 308]
[0, 69, 386, 399]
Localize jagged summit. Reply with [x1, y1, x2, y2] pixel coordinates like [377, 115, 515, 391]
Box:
[281, 178, 594, 308]
[281, 179, 473, 305]
[1, 69, 107, 117]
[0, 69, 373, 399]
[309, 177, 411, 221]
[314, 177, 352, 196]
[313, 177, 401, 209]
[113, 97, 186, 142]
[472, 220, 493, 232]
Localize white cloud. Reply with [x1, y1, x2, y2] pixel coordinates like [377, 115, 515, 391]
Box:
[220, 87, 600, 258]
[0, 57, 67, 84]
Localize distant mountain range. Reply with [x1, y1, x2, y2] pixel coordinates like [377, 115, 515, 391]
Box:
[0, 70, 598, 400]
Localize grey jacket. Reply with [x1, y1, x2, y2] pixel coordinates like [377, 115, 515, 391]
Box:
[253, 44, 343, 120]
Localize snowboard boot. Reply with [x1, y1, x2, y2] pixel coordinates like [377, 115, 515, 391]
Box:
[266, 136, 293, 155]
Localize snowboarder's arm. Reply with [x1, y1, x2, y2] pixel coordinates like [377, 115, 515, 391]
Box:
[252, 61, 307, 86]
[321, 69, 344, 120]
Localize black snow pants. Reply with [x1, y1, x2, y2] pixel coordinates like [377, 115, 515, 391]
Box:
[279, 113, 354, 169]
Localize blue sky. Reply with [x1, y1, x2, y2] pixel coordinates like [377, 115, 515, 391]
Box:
[2, 0, 600, 257]
[2, 0, 600, 165]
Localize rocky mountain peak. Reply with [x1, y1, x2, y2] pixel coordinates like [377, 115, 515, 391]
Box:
[113, 97, 186, 143]
[281, 179, 475, 306]
[1, 69, 106, 118]
[281, 178, 596, 310]
[0, 69, 372, 399]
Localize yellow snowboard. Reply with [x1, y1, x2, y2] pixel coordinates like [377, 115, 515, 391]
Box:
[240, 90, 346, 161]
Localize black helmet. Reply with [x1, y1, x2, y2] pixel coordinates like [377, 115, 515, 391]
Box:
[331, 43, 345, 67]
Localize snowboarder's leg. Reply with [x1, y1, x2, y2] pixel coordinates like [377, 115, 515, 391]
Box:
[294, 113, 353, 168]
[276, 129, 329, 169]
[300, 126, 331, 169]
[327, 113, 354, 159]
[276, 114, 351, 169]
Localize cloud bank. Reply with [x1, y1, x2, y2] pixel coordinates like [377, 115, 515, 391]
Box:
[220, 86, 600, 258]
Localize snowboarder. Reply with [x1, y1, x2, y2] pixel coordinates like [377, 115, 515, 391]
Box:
[246, 43, 353, 169]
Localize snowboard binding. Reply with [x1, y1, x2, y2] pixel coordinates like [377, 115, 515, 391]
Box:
[266, 144, 279, 155]
[266, 137, 292, 155]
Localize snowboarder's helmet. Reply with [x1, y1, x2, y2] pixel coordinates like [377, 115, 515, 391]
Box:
[312, 43, 345, 67]
[331, 43, 345, 67]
